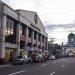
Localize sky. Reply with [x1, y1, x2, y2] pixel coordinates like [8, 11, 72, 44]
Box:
[2, 0, 75, 45]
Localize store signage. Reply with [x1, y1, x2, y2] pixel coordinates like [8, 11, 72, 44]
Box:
[31, 24, 40, 31]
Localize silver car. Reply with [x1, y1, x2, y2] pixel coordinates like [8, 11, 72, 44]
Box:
[12, 56, 25, 65]
[49, 55, 56, 60]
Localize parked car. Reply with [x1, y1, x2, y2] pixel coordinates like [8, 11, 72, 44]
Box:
[12, 55, 32, 65]
[12, 56, 25, 65]
[49, 55, 56, 60]
[23, 55, 32, 63]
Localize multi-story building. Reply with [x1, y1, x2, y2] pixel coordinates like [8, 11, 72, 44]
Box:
[48, 42, 62, 58]
[0, 1, 48, 63]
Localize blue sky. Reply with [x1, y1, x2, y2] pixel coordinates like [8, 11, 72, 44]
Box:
[2, 0, 75, 44]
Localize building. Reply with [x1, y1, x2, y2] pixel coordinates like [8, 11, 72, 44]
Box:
[0, 1, 48, 63]
[48, 42, 62, 58]
[62, 33, 75, 57]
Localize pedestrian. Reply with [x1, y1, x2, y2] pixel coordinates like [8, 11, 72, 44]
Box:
[31, 52, 36, 63]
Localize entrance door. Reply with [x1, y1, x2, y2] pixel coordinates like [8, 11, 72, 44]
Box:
[5, 49, 15, 63]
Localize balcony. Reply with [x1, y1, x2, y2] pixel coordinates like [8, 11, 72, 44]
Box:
[20, 35, 26, 42]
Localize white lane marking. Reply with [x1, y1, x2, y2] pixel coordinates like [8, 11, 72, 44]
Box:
[48, 62, 50, 64]
[41, 64, 47, 67]
[53, 61, 56, 64]
[50, 72, 55, 75]
[61, 65, 65, 67]
[9, 70, 26, 75]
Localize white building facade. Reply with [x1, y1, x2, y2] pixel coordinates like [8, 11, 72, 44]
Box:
[0, 1, 48, 63]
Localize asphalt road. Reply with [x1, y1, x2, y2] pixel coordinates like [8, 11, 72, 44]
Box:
[0, 57, 75, 75]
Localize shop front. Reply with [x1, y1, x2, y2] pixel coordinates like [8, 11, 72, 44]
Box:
[5, 48, 16, 63]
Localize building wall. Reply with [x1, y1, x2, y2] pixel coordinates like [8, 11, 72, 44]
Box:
[16, 10, 47, 37]
[0, 1, 48, 63]
[48, 43, 62, 57]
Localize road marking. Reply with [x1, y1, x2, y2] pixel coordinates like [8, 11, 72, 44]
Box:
[9, 70, 26, 75]
[41, 64, 47, 67]
[50, 72, 55, 75]
[55, 62, 56, 63]
[48, 62, 50, 64]
[61, 65, 65, 67]
[53, 61, 56, 64]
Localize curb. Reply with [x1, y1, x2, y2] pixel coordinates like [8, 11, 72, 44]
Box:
[0, 64, 11, 68]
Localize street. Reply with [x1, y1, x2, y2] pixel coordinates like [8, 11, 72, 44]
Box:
[0, 57, 75, 75]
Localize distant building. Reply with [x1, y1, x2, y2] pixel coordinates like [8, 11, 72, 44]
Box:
[62, 33, 75, 57]
[48, 42, 62, 58]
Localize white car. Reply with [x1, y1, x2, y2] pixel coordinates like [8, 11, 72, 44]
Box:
[12, 56, 26, 65]
[23, 55, 32, 63]
[49, 55, 56, 60]
[12, 55, 32, 65]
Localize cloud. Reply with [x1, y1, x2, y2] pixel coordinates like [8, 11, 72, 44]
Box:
[45, 22, 75, 44]
[1, 0, 11, 6]
[34, 0, 43, 7]
[45, 21, 75, 31]
[47, 27, 69, 44]
[2, 0, 75, 44]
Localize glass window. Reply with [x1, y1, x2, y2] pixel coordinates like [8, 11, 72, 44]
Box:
[5, 17, 14, 36]
[20, 24, 25, 35]
[20, 25, 22, 35]
[5, 17, 16, 44]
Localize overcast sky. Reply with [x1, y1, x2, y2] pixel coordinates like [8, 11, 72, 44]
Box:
[2, 0, 75, 44]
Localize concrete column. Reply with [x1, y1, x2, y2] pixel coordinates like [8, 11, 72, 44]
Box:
[16, 23, 21, 56]
[44, 37, 45, 50]
[24, 26, 28, 52]
[36, 33, 38, 48]
[40, 35, 42, 49]
[46, 37, 48, 50]
[47, 38, 48, 50]
[44, 37, 46, 50]
[0, 15, 6, 61]
[31, 30, 34, 50]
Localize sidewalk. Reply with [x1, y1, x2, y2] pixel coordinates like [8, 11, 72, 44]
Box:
[0, 64, 11, 68]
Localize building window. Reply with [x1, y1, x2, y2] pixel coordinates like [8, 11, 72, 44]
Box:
[38, 34, 40, 41]
[28, 28, 32, 38]
[20, 25, 22, 35]
[5, 17, 16, 44]
[42, 36, 44, 42]
[20, 24, 25, 35]
[5, 17, 14, 36]
[34, 31, 36, 40]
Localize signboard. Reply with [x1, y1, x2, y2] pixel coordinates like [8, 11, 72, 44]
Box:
[27, 47, 34, 51]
